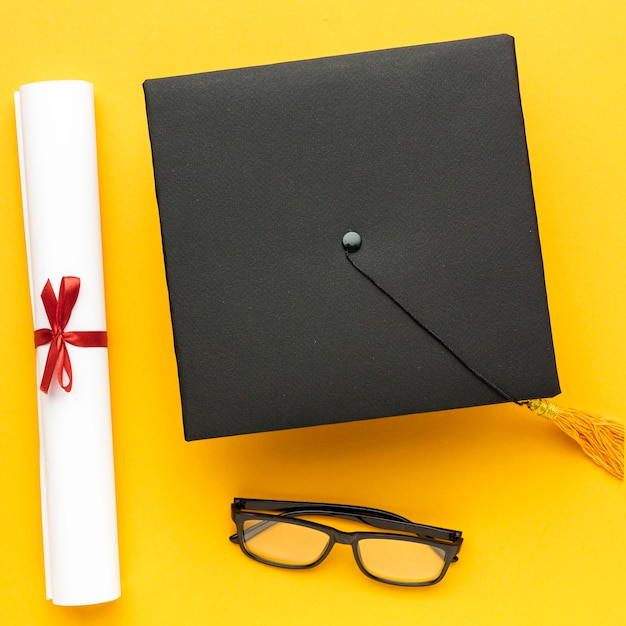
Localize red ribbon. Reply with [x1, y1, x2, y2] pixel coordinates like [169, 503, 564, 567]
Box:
[34, 276, 107, 394]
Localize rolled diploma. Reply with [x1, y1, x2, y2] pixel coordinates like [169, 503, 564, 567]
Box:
[15, 81, 120, 606]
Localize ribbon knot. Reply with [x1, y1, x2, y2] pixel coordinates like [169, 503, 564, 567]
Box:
[34, 276, 108, 393]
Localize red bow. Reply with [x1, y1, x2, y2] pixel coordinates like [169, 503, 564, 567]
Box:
[34, 276, 108, 393]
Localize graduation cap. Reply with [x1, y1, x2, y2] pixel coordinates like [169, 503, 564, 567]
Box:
[144, 34, 623, 478]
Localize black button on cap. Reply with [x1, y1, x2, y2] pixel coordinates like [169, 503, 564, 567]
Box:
[342, 231, 362, 252]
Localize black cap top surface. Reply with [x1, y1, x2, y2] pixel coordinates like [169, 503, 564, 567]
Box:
[144, 34, 560, 440]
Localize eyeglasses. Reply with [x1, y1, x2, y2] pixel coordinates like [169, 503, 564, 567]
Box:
[230, 498, 463, 586]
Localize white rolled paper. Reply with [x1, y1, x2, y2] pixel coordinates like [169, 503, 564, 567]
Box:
[15, 81, 120, 606]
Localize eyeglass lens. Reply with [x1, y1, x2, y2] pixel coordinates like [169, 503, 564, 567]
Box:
[357, 538, 446, 583]
[241, 518, 446, 583]
[242, 519, 330, 566]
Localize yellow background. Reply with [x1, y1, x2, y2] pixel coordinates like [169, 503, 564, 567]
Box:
[1, 1, 625, 624]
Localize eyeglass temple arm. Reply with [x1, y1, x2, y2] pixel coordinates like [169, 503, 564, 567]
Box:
[229, 511, 462, 551]
[231, 499, 462, 544]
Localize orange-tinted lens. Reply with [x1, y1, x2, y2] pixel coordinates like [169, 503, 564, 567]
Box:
[242, 519, 330, 566]
[357, 538, 446, 583]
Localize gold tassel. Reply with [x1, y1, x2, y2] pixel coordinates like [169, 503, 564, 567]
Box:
[524, 399, 624, 480]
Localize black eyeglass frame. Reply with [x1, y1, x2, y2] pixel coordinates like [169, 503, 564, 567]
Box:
[230, 498, 463, 587]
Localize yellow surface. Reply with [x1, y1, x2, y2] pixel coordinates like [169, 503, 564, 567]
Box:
[1, 1, 625, 623]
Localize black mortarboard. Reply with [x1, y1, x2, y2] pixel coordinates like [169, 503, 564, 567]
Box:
[144, 34, 565, 443]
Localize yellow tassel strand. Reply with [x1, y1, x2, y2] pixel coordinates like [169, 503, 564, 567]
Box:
[524, 399, 624, 480]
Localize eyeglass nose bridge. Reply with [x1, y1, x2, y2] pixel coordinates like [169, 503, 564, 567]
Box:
[332, 529, 357, 545]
